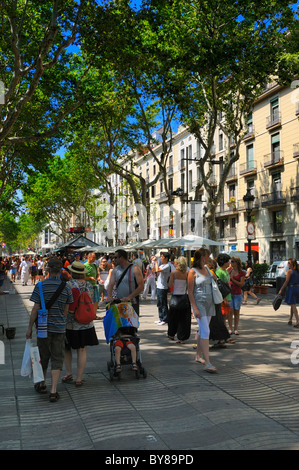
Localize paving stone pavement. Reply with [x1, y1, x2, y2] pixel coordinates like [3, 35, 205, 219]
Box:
[1, 275, 299, 451]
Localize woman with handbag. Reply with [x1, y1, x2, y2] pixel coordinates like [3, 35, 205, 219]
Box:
[243, 261, 261, 305]
[187, 248, 217, 373]
[167, 257, 191, 343]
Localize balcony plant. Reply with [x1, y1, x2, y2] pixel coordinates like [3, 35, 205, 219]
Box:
[227, 196, 236, 209]
[253, 263, 270, 293]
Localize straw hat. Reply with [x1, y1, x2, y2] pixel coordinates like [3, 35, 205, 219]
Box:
[68, 261, 88, 274]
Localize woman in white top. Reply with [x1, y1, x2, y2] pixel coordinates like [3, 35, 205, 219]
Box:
[167, 257, 191, 343]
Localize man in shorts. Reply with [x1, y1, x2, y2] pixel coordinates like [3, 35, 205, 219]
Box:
[26, 257, 73, 402]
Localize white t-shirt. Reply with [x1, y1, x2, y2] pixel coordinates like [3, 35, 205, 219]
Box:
[157, 263, 171, 290]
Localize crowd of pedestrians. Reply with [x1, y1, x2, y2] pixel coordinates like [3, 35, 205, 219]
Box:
[4, 247, 295, 402]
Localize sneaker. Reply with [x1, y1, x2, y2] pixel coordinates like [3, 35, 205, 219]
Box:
[159, 321, 166, 325]
[154, 320, 161, 324]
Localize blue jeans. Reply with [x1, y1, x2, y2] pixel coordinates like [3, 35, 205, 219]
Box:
[157, 288, 168, 322]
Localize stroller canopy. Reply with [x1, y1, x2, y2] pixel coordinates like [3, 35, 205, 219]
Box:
[103, 302, 140, 344]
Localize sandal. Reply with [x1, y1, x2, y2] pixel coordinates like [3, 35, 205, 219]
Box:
[62, 374, 73, 383]
[49, 392, 60, 402]
[132, 362, 138, 371]
[204, 363, 217, 373]
[195, 356, 205, 364]
[75, 380, 83, 387]
[34, 382, 47, 394]
[115, 364, 121, 373]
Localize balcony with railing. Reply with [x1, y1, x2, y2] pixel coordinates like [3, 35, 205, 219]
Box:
[270, 222, 284, 235]
[291, 186, 299, 202]
[243, 125, 255, 141]
[261, 191, 286, 207]
[215, 200, 239, 216]
[266, 111, 281, 129]
[226, 166, 237, 182]
[239, 160, 257, 176]
[293, 143, 299, 158]
[264, 150, 284, 168]
[218, 227, 237, 240]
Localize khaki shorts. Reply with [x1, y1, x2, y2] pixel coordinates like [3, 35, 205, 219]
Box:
[37, 332, 65, 371]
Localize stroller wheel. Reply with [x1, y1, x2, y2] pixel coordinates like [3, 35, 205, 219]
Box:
[140, 367, 147, 378]
[107, 361, 113, 372]
[109, 369, 114, 382]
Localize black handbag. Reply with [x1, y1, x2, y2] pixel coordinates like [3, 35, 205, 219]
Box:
[169, 293, 189, 309]
[216, 278, 231, 298]
[272, 294, 283, 311]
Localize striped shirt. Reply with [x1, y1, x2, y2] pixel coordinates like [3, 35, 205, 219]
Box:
[30, 277, 73, 334]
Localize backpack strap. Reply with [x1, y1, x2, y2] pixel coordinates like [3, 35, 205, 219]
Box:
[116, 264, 133, 288]
[38, 282, 46, 310]
[38, 280, 66, 310]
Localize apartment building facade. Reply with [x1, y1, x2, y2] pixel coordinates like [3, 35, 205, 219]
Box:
[104, 82, 299, 263]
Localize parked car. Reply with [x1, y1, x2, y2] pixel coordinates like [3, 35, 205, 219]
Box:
[264, 261, 282, 286]
[265, 260, 299, 287]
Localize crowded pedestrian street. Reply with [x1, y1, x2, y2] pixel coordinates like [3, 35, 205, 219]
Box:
[1, 274, 299, 451]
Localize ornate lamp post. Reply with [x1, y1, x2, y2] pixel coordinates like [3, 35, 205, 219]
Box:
[243, 189, 255, 264]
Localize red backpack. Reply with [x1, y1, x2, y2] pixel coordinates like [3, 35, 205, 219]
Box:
[73, 291, 96, 324]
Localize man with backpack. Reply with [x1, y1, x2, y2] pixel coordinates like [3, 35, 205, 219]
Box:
[26, 257, 73, 402]
[106, 249, 144, 315]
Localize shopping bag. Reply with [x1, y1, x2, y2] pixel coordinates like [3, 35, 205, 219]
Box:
[30, 344, 44, 383]
[21, 340, 33, 377]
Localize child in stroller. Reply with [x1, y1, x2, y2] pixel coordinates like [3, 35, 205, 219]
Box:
[104, 301, 147, 380]
[113, 326, 138, 372]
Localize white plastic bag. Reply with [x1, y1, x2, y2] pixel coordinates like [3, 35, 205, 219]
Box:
[30, 344, 44, 384]
[21, 340, 33, 377]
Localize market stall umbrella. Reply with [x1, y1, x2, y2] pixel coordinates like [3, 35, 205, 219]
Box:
[137, 239, 174, 249]
[166, 234, 222, 248]
[77, 245, 108, 253]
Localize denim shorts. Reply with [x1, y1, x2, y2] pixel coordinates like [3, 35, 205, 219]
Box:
[230, 294, 243, 310]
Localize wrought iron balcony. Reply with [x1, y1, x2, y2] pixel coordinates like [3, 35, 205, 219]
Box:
[270, 222, 284, 234]
[261, 191, 286, 207]
[264, 150, 284, 168]
[239, 160, 257, 176]
[266, 111, 281, 129]
[243, 125, 255, 141]
[293, 143, 299, 158]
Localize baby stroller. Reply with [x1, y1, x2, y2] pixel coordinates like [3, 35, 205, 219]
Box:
[104, 300, 147, 381]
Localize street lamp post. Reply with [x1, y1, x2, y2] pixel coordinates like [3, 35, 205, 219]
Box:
[243, 189, 255, 264]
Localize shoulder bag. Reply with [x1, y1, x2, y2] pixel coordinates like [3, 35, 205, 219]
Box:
[206, 267, 223, 305]
[216, 277, 231, 298]
[36, 281, 66, 338]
